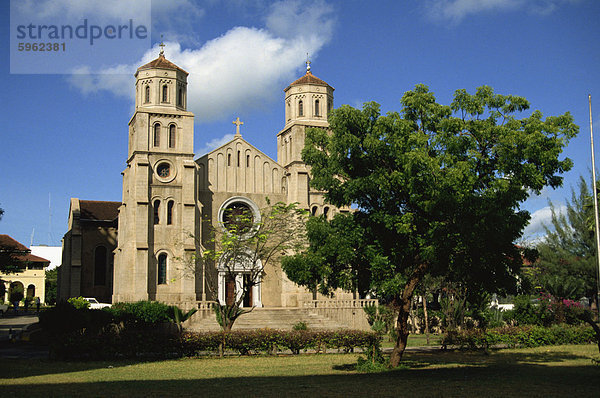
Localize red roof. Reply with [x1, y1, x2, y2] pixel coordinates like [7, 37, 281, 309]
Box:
[0, 234, 50, 264]
[80, 200, 120, 221]
[0, 234, 29, 252]
[287, 71, 332, 90]
[137, 54, 188, 75]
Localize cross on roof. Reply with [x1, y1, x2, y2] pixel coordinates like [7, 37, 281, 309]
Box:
[232, 117, 244, 136]
[159, 35, 165, 56]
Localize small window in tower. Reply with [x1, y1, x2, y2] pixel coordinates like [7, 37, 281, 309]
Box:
[158, 254, 167, 284]
[246, 154, 250, 167]
[311, 206, 318, 216]
[323, 206, 330, 219]
[167, 200, 174, 225]
[145, 85, 150, 103]
[228, 153, 231, 166]
[237, 151, 240, 167]
[162, 85, 168, 102]
[153, 123, 160, 147]
[178, 87, 183, 106]
[298, 100, 304, 116]
[315, 99, 320, 116]
[328, 101, 332, 114]
[169, 125, 176, 148]
[153, 200, 160, 224]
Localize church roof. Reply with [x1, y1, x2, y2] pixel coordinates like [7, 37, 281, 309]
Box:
[137, 54, 188, 75]
[79, 200, 121, 221]
[287, 71, 332, 90]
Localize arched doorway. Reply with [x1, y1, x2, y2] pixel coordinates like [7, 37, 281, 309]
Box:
[26, 284, 35, 300]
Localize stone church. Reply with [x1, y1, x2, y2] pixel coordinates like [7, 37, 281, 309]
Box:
[59, 48, 369, 328]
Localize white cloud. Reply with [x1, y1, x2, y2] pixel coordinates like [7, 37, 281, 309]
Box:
[424, 0, 580, 23]
[522, 204, 566, 239]
[195, 134, 235, 157]
[67, 0, 336, 122]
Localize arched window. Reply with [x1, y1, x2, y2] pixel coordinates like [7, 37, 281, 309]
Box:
[298, 100, 304, 116]
[328, 100, 332, 114]
[169, 125, 176, 148]
[167, 200, 174, 225]
[315, 99, 320, 116]
[323, 206, 329, 219]
[227, 153, 231, 166]
[153, 123, 160, 147]
[177, 87, 183, 106]
[145, 85, 150, 103]
[26, 284, 36, 299]
[246, 154, 250, 167]
[158, 254, 167, 284]
[311, 206, 318, 216]
[237, 151, 240, 167]
[162, 84, 168, 102]
[153, 200, 160, 224]
[94, 246, 107, 286]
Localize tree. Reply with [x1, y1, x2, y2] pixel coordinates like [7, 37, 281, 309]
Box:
[536, 177, 598, 304]
[282, 85, 577, 366]
[45, 268, 58, 305]
[0, 205, 29, 274]
[197, 200, 307, 332]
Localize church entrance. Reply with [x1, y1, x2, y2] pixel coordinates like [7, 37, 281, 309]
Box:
[218, 271, 262, 308]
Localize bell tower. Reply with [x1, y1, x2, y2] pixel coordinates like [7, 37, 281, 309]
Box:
[277, 59, 334, 209]
[114, 45, 198, 304]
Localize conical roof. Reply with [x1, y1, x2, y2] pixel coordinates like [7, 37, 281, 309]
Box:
[137, 54, 188, 75]
[286, 71, 332, 90]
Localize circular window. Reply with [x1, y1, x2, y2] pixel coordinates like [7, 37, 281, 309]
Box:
[157, 163, 170, 178]
[218, 197, 261, 238]
[154, 160, 176, 182]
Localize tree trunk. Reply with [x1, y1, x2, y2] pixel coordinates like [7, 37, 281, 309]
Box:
[389, 262, 428, 367]
[423, 294, 430, 345]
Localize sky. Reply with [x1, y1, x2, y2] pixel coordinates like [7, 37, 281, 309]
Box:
[1, 0, 599, 248]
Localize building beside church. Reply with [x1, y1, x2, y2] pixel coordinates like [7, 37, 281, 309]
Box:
[1, 235, 49, 304]
[58, 49, 366, 325]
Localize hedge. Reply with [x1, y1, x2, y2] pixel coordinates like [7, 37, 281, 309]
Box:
[442, 324, 596, 350]
[49, 328, 380, 360]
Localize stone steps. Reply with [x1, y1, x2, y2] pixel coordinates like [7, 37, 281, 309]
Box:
[186, 307, 349, 332]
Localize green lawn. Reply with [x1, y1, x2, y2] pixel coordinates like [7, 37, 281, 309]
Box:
[1, 345, 599, 397]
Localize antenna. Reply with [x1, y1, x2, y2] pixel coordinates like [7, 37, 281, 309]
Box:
[48, 193, 54, 245]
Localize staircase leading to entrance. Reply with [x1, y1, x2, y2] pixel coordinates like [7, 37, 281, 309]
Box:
[187, 307, 349, 331]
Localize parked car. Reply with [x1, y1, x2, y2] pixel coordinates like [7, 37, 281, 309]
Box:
[84, 298, 111, 309]
[0, 303, 7, 316]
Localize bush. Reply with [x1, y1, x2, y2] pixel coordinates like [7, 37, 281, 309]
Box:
[109, 301, 171, 324]
[293, 321, 308, 331]
[442, 324, 596, 350]
[67, 296, 91, 310]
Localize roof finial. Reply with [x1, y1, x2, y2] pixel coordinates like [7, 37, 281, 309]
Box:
[159, 35, 165, 57]
[233, 117, 244, 137]
[306, 53, 311, 74]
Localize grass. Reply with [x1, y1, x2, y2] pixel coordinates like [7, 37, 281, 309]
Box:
[1, 344, 599, 397]
[380, 333, 443, 348]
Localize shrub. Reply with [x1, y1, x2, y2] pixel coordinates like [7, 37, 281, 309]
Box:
[67, 296, 90, 310]
[109, 301, 171, 324]
[293, 321, 308, 331]
[442, 324, 596, 350]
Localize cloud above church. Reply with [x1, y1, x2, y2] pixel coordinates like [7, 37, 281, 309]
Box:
[66, 0, 336, 122]
[423, 0, 579, 23]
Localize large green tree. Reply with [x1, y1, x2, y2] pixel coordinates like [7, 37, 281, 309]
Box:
[535, 176, 598, 302]
[282, 85, 577, 366]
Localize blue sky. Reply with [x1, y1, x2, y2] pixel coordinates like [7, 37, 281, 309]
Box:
[1, 0, 599, 247]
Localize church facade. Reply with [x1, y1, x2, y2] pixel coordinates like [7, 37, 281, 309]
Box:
[59, 50, 354, 310]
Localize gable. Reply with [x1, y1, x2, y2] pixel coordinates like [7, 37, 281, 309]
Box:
[197, 136, 286, 195]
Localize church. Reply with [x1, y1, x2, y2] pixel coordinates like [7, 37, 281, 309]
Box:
[58, 47, 369, 328]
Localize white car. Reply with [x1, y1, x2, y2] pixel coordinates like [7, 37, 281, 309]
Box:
[84, 298, 112, 309]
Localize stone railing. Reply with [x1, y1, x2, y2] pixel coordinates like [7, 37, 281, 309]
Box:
[302, 299, 378, 330]
[195, 300, 217, 320]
